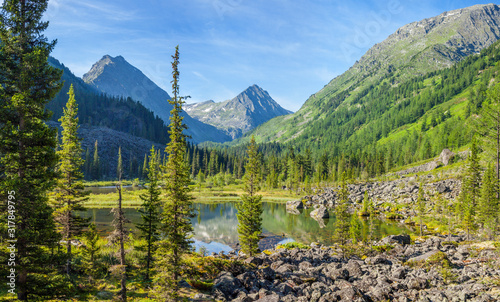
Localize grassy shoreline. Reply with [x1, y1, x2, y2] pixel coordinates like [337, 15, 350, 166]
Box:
[82, 184, 304, 208]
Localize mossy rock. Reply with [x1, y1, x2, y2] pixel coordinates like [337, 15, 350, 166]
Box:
[276, 242, 311, 250]
[386, 213, 404, 220]
[186, 279, 213, 291]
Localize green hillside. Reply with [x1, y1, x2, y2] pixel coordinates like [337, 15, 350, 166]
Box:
[237, 4, 500, 152]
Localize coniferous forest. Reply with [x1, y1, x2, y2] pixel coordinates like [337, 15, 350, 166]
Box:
[3, 1, 500, 301]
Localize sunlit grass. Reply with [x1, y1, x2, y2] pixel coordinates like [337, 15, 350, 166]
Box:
[83, 182, 304, 208]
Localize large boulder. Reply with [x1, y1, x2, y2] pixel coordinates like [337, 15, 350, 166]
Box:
[436, 182, 450, 193]
[425, 161, 441, 171]
[212, 271, 242, 300]
[438, 149, 455, 166]
[310, 206, 329, 220]
[286, 200, 304, 211]
[380, 234, 411, 245]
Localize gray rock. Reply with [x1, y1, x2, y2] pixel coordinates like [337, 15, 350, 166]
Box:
[439, 148, 455, 166]
[256, 293, 280, 302]
[436, 182, 450, 193]
[256, 266, 275, 281]
[407, 250, 440, 263]
[245, 256, 263, 266]
[212, 271, 242, 299]
[286, 199, 304, 211]
[365, 255, 392, 265]
[381, 234, 411, 245]
[310, 206, 329, 219]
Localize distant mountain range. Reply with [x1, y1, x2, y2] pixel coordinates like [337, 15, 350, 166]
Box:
[82, 55, 232, 143]
[184, 85, 292, 139]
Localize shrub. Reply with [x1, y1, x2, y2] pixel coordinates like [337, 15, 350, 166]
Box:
[276, 241, 311, 250]
[373, 244, 394, 253]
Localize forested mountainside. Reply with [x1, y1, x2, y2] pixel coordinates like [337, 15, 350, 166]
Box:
[185, 85, 292, 139]
[47, 57, 171, 144]
[239, 4, 500, 150]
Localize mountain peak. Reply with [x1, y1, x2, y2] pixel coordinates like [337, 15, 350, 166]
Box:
[82, 55, 232, 143]
[185, 85, 291, 139]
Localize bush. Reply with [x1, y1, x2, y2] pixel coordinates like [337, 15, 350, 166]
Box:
[276, 241, 311, 250]
[386, 213, 404, 220]
[373, 244, 394, 253]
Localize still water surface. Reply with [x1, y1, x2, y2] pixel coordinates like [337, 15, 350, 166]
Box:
[81, 202, 409, 254]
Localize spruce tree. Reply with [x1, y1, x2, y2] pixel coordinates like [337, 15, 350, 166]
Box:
[108, 147, 129, 301]
[0, 0, 63, 299]
[333, 172, 351, 254]
[459, 138, 482, 240]
[136, 146, 161, 281]
[52, 84, 89, 276]
[154, 46, 195, 301]
[237, 136, 263, 256]
[349, 212, 362, 243]
[81, 223, 101, 283]
[478, 164, 499, 239]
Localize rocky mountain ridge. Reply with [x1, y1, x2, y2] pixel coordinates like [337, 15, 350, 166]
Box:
[82, 55, 231, 143]
[185, 85, 292, 139]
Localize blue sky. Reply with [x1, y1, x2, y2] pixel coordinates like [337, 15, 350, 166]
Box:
[36, 0, 492, 111]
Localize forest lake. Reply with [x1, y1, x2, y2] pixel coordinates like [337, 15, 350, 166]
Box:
[81, 186, 410, 254]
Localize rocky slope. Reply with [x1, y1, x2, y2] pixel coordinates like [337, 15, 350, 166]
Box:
[242, 4, 500, 145]
[287, 149, 465, 226]
[82, 55, 231, 143]
[49, 121, 164, 179]
[207, 236, 500, 302]
[184, 85, 292, 139]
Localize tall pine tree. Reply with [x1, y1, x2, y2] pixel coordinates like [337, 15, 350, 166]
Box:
[52, 84, 89, 276]
[459, 138, 482, 240]
[237, 136, 263, 256]
[0, 0, 63, 299]
[154, 46, 195, 301]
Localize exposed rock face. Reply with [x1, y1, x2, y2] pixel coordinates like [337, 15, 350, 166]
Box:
[49, 121, 164, 179]
[184, 85, 292, 139]
[210, 236, 500, 301]
[438, 149, 455, 166]
[82, 55, 231, 143]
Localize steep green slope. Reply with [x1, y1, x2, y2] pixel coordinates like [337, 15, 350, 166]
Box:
[240, 4, 500, 150]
